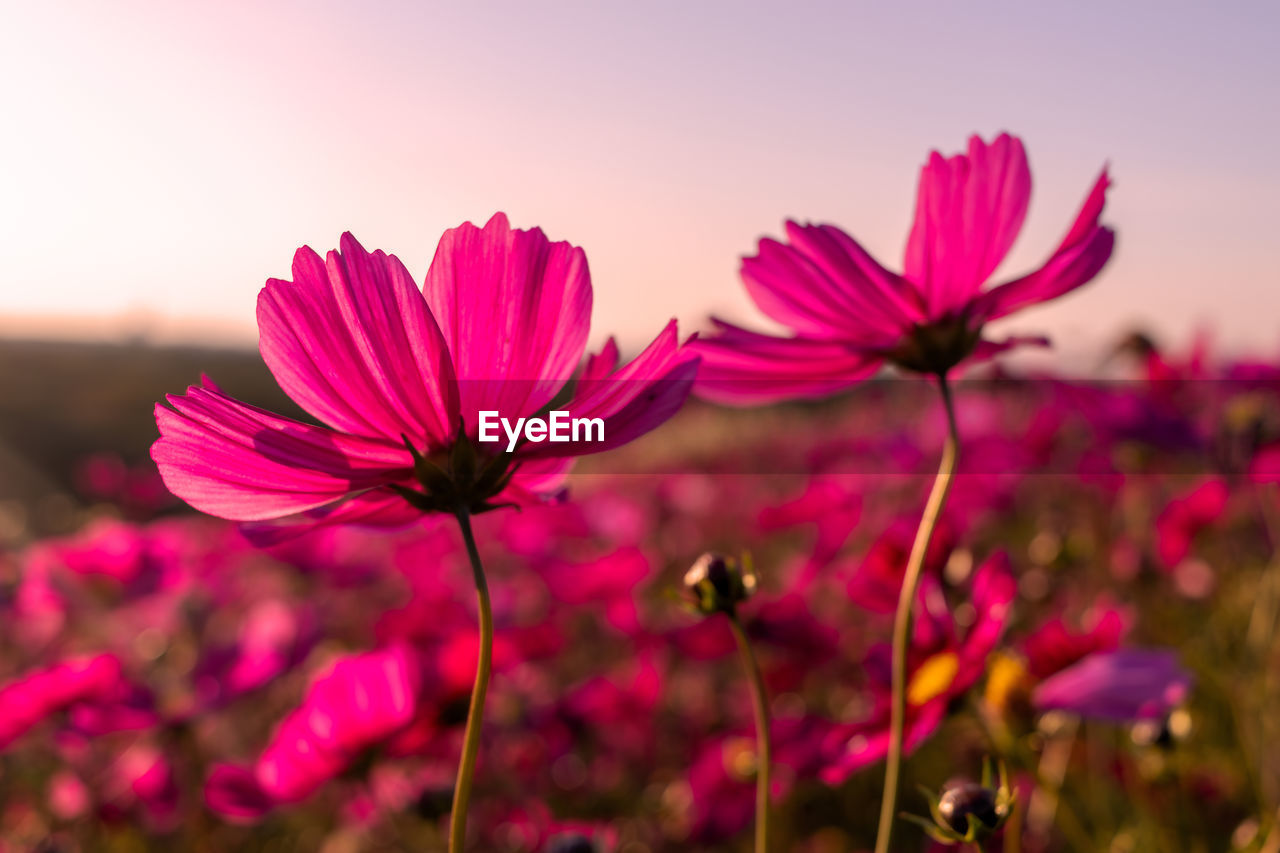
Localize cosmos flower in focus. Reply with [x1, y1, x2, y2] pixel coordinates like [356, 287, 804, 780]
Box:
[693, 133, 1115, 403]
[153, 214, 699, 531]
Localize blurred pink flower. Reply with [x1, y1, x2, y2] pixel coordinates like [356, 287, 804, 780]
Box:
[1251, 443, 1280, 485]
[843, 515, 958, 615]
[191, 599, 314, 711]
[47, 771, 90, 820]
[758, 475, 863, 569]
[1022, 606, 1128, 681]
[154, 213, 698, 529]
[1032, 649, 1192, 721]
[106, 743, 181, 831]
[538, 547, 651, 635]
[0, 655, 126, 750]
[819, 554, 1016, 784]
[205, 644, 423, 820]
[1154, 478, 1229, 569]
[693, 133, 1114, 402]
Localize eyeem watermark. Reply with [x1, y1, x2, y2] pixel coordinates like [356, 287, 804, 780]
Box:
[477, 411, 604, 452]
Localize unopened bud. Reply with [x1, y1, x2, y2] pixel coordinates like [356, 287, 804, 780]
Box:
[683, 552, 756, 615]
[937, 783, 1000, 835]
[902, 759, 1014, 845]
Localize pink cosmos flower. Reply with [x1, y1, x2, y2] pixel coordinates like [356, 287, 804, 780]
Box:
[1154, 479, 1229, 569]
[191, 599, 314, 712]
[843, 515, 958, 615]
[1022, 606, 1127, 681]
[1032, 649, 1192, 721]
[0, 655, 126, 750]
[984, 607, 1191, 725]
[693, 133, 1114, 402]
[153, 213, 698, 529]
[205, 644, 422, 820]
[820, 554, 1016, 784]
[758, 476, 863, 569]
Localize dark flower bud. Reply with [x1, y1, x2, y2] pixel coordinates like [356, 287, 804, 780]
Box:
[902, 759, 1014, 845]
[545, 833, 598, 853]
[683, 552, 756, 615]
[937, 783, 1000, 835]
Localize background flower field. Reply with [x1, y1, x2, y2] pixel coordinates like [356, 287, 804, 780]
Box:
[1, 334, 1277, 851]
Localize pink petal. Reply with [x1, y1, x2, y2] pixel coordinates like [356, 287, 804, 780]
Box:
[254, 646, 419, 803]
[152, 382, 409, 521]
[205, 764, 275, 823]
[975, 168, 1115, 321]
[904, 133, 1032, 315]
[958, 553, 1016, 672]
[258, 233, 458, 445]
[520, 320, 699, 456]
[423, 212, 592, 428]
[691, 319, 881, 405]
[742, 223, 921, 343]
[238, 486, 429, 546]
[581, 337, 620, 382]
[1252, 444, 1280, 484]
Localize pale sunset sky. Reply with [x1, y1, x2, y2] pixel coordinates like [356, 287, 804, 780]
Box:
[2, 1, 1276, 363]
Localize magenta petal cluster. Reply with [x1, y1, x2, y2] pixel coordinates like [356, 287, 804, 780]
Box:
[0, 654, 124, 749]
[153, 213, 699, 527]
[205, 645, 420, 819]
[693, 133, 1115, 402]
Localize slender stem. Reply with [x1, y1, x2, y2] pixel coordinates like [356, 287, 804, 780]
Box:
[1004, 794, 1023, 853]
[729, 613, 773, 853]
[448, 508, 494, 853]
[1249, 484, 1280, 810]
[874, 374, 960, 853]
[1247, 485, 1280, 657]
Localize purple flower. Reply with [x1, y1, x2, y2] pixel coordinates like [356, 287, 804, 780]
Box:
[1032, 649, 1192, 721]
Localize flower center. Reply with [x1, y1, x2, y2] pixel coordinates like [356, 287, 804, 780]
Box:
[886, 315, 982, 374]
[391, 424, 519, 516]
[983, 652, 1031, 714]
[907, 651, 960, 707]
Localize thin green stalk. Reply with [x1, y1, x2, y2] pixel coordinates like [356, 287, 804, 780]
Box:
[448, 508, 494, 853]
[1247, 485, 1280, 657]
[1249, 484, 1280, 810]
[875, 374, 960, 853]
[729, 614, 773, 853]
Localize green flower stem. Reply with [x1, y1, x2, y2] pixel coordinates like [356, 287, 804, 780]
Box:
[729, 613, 773, 853]
[448, 508, 493, 853]
[874, 374, 960, 853]
[1247, 485, 1280, 658]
